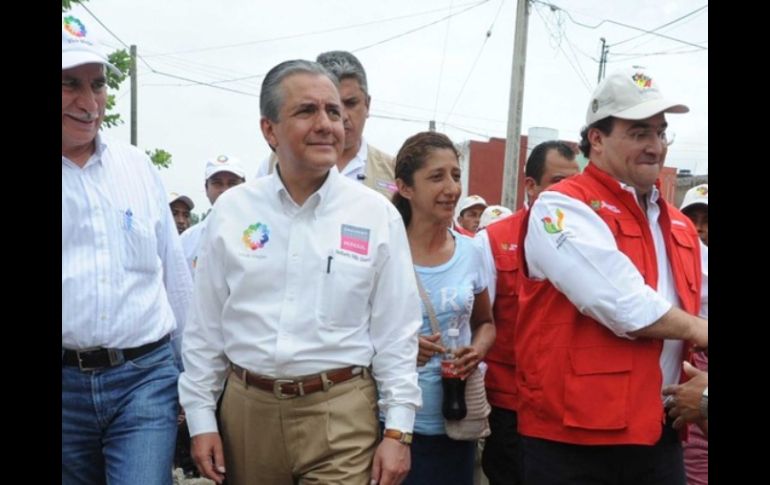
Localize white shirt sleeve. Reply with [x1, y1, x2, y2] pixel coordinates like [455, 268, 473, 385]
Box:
[474, 230, 497, 304]
[178, 205, 231, 437]
[369, 214, 423, 432]
[525, 191, 672, 338]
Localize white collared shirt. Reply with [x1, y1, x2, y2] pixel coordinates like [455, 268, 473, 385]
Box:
[179, 216, 207, 278]
[179, 168, 422, 437]
[525, 184, 708, 388]
[256, 138, 369, 182]
[62, 134, 193, 350]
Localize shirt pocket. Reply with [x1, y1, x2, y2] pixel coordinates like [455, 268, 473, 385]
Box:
[317, 261, 376, 328]
[495, 252, 519, 297]
[670, 226, 699, 293]
[563, 346, 632, 430]
[118, 209, 158, 273]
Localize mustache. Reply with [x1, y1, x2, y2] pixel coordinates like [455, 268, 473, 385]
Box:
[65, 111, 100, 122]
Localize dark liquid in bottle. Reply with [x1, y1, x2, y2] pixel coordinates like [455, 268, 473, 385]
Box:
[441, 360, 467, 420]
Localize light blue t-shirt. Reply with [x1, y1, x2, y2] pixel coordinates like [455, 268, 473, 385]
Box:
[410, 231, 486, 435]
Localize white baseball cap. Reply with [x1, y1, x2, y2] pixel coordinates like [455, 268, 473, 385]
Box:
[585, 67, 688, 126]
[168, 192, 194, 210]
[479, 205, 513, 229]
[205, 154, 246, 180]
[458, 195, 488, 215]
[680, 184, 708, 213]
[62, 13, 121, 75]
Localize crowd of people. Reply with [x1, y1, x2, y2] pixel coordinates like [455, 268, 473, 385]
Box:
[63, 11, 708, 485]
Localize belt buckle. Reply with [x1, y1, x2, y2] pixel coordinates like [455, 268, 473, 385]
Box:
[76, 348, 125, 371]
[273, 379, 297, 399]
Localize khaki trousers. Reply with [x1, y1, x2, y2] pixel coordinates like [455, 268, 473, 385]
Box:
[220, 370, 379, 485]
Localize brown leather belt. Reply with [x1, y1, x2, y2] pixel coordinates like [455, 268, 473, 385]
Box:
[231, 363, 367, 399]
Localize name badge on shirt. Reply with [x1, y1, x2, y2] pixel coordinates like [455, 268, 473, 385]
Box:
[340, 224, 370, 256]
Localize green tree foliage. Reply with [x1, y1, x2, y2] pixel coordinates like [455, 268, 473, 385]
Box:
[63, 0, 172, 169]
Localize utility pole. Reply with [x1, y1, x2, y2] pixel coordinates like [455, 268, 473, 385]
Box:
[597, 38, 609, 83]
[429, 120, 436, 132]
[130, 44, 138, 146]
[501, 0, 530, 210]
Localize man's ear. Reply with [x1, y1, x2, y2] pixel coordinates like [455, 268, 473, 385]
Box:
[260, 117, 278, 151]
[524, 177, 537, 202]
[587, 127, 605, 156]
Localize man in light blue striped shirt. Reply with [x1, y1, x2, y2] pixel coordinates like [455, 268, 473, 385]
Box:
[62, 13, 192, 485]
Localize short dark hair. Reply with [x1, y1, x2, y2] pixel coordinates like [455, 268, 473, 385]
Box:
[525, 140, 576, 184]
[316, 50, 368, 95]
[579, 117, 615, 158]
[392, 131, 459, 227]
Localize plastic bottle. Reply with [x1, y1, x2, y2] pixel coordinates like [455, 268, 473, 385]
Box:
[441, 327, 467, 420]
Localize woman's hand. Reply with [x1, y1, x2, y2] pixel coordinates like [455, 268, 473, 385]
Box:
[417, 333, 445, 366]
[451, 345, 482, 379]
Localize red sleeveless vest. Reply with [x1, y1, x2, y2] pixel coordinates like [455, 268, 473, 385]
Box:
[515, 163, 701, 445]
[484, 210, 526, 411]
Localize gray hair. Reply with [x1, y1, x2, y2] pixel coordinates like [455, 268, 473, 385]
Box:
[260, 59, 338, 122]
[316, 50, 369, 96]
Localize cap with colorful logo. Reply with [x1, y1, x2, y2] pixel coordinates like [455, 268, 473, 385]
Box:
[458, 195, 488, 215]
[205, 154, 246, 180]
[585, 67, 688, 126]
[479, 205, 513, 229]
[62, 13, 121, 75]
[680, 184, 708, 213]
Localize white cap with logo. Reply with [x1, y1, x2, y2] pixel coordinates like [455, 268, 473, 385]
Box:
[680, 184, 708, 212]
[205, 154, 246, 180]
[586, 67, 689, 126]
[458, 195, 488, 215]
[479, 205, 513, 230]
[62, 13, 121, 75]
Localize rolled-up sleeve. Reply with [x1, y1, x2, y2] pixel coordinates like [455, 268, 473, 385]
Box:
[369, 214, 422, 432]
[525, 192, 671, 338]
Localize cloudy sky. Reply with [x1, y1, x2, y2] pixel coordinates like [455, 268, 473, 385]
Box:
[66, 0, 708, 213]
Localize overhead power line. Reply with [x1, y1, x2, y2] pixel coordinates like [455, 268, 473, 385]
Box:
[611, 4, 708, 47]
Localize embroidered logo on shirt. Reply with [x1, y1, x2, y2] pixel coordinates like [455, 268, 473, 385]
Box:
[376, 180, 398, 193]
[500, 242, 517, 252]
[542, 209, 565, 234]
[341, 224, 370, 255]
[242, 222, 270, 250]
[589, 199, 621, 214]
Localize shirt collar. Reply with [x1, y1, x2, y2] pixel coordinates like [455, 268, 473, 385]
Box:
[270, 164, 338, 218]
[61, 133, 108, 169]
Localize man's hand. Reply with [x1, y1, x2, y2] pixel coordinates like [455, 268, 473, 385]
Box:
[370, 437, 410, 485]
[417, 333, 445, 366]
[191, 432, 227, 484]
[662, 361, 708, 430]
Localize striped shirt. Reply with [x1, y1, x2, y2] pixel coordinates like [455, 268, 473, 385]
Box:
[62, 134, 192, 350]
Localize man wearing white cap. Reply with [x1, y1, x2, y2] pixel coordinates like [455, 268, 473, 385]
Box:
[514, 68, 708, 484]
[62, 13, 192, 485]
[680, 184, 708, 246]
[456, 195, 487, 235]
[169, 192, 195, 234]
[179, 154, 246, 276]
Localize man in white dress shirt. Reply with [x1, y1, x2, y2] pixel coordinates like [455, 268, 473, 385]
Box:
[256, 50, 396, 199]
[179, 59, 422, 485]
[62, 13, 192, 485]
[179, 154, 246, 276]
[515, 67, 709, 484]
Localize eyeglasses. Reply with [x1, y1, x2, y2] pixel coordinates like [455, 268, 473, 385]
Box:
[624, 129, 675, 147]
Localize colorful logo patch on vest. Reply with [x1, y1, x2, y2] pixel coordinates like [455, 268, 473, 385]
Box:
[500, 242, 518, 252]
[341, 224, 370, 255]
[632, 72, 653, 89]
[242, 222, 270, 250]
[63, 16, 87, 38]
[542, 209, 565, 234]
[589, 199, 621, 214]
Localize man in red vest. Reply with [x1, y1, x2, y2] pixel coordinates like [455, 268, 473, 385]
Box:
[476, 140, 579, 485]
[516, 67, 708, 484]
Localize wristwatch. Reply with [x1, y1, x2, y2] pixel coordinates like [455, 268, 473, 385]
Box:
[383, 428, 414, 445]
[700, 387, 708, 419]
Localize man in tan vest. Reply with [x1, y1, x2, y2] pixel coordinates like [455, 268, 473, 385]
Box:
[256, 50, 396, 199]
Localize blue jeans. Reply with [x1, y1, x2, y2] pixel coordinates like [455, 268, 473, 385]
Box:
[62, 343, 180, 485]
